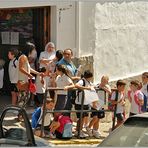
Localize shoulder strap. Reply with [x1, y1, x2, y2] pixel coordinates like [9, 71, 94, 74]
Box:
[13, 58, 17, 68]
[115, 90, 119, 101]
[82, 78, 85, 86]
[147, 84, 148, 92]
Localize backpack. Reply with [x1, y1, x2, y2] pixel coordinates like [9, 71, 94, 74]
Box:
[108, 89, 118, 111]
[128, 90, 145, 113]
[70, 78, 85, 105]
[31, 107, 42, 129]
[57, 115, 73, 139]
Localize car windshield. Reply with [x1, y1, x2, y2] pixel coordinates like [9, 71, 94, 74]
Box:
[2, 110, 28, 143]
[100, 117, 148, 147]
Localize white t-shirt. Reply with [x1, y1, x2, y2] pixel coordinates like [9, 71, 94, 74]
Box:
[56, 74, 73, 95]
[75, 79, 93, 105]
[38, 109, 53, 126]
[35, 75, 46, 94]
[8, 58, 18, 83]
[111, 91, 125, 114]
[130, 91, 144, 114]
[39, 51, 55, 68]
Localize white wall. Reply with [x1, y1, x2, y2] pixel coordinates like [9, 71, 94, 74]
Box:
[78, 1, 148, 83]
[94, 1, 148, 82]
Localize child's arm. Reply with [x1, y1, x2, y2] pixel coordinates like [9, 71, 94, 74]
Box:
[49, 121, 60, 133]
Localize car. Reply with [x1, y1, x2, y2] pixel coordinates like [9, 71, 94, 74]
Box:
[0, 106, 53, 147]
[98, 113, 148, 147]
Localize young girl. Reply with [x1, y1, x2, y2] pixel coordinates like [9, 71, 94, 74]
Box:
[51, 64, 74, 111]
[8, 48, 19, 105]
[128, 80, 144, 116]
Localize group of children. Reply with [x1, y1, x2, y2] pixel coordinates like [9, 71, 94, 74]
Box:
[5, 43, 148, 139]
[31, 71, 148, 139]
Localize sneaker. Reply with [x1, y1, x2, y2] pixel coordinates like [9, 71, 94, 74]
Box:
[74, 130, 87, 138]
[86, 127, 93, 137]
[92, 129, 101, 139]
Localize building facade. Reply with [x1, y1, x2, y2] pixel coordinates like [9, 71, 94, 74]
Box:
[0, 0, 148, 88]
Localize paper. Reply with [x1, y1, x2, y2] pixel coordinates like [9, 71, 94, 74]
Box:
[1, 32, 10, 44]
[11, 32, 19, 45]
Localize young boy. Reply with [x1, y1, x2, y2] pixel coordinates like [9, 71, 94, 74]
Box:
[141, 72, 148, 112]
[111, 80, 126, 129]
[32, 98, 55, 137]
[128, 80, 144, 116]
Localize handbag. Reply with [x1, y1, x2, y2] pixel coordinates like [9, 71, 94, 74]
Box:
[17, 80, 29, 91]
[29, 79, 36, 93]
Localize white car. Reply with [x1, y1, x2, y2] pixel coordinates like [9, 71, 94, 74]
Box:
[99, 113, 148, 147]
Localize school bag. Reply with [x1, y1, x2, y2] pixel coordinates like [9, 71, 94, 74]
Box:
[128, 90, 145, 113]
[108, 88, 117, 111]
[56, 115, 73, 139]
[31, 107, 42, 129]
[70, 78, 85, 105]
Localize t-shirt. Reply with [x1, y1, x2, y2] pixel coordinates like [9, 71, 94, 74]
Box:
[130, 91, 144, 114]
[9, 58, 18, 83]
[56, 74, 73, 95]
[111, 91, 125, 114]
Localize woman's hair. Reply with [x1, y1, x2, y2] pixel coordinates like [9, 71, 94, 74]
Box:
[56, 50, 63, 61]
[22, 42, 35, 57]
[56, 64, 71, 78]
[45, 42, 55, 51]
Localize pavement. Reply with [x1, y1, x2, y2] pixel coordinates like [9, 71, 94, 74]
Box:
[0, 94, 112, 146]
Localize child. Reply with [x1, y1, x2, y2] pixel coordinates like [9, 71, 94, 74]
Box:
[128, 80, 144, 116]
[141, 72, 148, 112]
[32, 98, 55, 137]
[35, 67, 47, 107]
[111, 80, 126, 130]
[86, 75, 111, 138]
[74, 70, 95, 138]
[49, 113, 73, 139]
[8, 49, 19, 105]
[50, 64, 74, 111]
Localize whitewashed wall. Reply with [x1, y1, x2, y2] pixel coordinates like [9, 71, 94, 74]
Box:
[1, 0, 148, 83]
[94, 1, 148, 82]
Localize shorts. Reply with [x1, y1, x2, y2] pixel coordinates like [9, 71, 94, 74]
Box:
[10, 83, 18, 92]
[116, 113, 124, 122]
[55, 94, 67, 110]
[75, 104, 89, 118]
[91, 108, 105, 119]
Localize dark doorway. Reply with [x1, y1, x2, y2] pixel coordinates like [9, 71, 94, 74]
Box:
[0, 6, 51, 95]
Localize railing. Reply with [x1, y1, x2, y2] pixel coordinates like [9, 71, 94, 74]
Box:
[40, 87, 111, 138]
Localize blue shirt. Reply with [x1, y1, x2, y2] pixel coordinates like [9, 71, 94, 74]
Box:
[57, 58, 77, 76]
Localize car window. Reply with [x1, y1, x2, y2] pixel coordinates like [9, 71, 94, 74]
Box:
[2, 110, 28, 143]
[100, 118, 148, 147]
